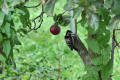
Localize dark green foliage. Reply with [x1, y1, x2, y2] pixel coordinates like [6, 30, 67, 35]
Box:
[53, 14, 70, 26]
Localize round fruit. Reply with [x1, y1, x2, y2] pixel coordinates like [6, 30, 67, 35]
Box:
[0, 33, 3, 43]
[50, 25, 60, 35]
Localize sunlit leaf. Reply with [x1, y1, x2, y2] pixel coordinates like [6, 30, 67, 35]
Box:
[1, 22, 11, 38]
[0, 11, 5, 26]
[3, 40, 11, 57]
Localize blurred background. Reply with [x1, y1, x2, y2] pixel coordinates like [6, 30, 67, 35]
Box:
[2, 0, 119, 80]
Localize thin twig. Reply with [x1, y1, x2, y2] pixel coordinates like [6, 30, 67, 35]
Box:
[28, 5, 44, 32]
[111, 29, 116, 62]
[111, 28, 120, 62]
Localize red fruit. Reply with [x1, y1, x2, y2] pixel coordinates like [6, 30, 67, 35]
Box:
[50, 25, 60, 35]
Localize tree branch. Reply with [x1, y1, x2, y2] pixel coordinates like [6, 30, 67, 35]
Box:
[65, 30, 92, 66]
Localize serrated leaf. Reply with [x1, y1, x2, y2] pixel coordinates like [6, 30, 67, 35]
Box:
[1, 22, 11, 38]
[0, 11, 5, 26]
[2, 0, 9, 14]
[3, 40, 11, 57]
[17, 6, 31, 28]
[73, 7, 82, 19]
[89, 13, 99, 31]
[44, 0, 56, 16]
[86, 38, 100, 53]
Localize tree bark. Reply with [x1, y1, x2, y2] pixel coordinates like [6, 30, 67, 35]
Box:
[65, 31, 113, 80]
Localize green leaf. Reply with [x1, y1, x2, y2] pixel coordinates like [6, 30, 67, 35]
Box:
[64, 0, 73, 10]
[112, 0, 120, 15]
[87, 26, 97, 35]
[79, 11, 87, 27]
[3, 40, 11, 57]
[0, 0, 3, 8]
[0, 53, 6, 63]
[74, 0, 90, 7]
[1, 22, 11, 38]
[19, 28, 28, 34]
[73, 7, 82, 19]
[96, 30, 110, 47]
[98, 8, 110, 25]
[59, 15, 70, 26]
[107, 20, 119, 30]
[86, 38, 100, 53]
[104, 0, 113, 9]
[92, 46, 111, 65]
[44, 0, 56, 16]
[14, 37, 21, 45]
[101, 60, 113, 80]
[0, 10, 5, 26]
[82, 69, 99, 80]
[10, 29, 21, 45]
[17, 6, 31, 28]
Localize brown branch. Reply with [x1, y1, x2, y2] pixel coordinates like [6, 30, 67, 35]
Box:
[107, 29, 118, 80]
[65, 30, 92, 66]
[111, 29, 116, 62]
[28, 5, 44, 32]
